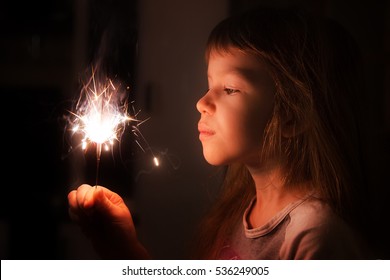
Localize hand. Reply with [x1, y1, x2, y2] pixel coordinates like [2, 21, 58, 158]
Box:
[68, 184, 149, 259]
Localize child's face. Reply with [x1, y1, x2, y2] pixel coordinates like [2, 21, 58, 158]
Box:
[196, 48, 275, 167]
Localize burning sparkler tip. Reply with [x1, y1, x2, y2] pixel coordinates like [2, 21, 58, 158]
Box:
[153, 156, 160, 167]
[68, 67, 157, 183]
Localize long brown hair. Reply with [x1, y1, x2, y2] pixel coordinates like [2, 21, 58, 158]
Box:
[192, 6, 368, 259]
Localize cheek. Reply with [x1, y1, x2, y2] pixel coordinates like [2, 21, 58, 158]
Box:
[247, 111, 271, 139]
[201, 115, 249, 165]
[242, 101, 271, 134]
[223, 112, 265, 154]
[235, 106, 274, 158]
[238, 119, 266, 151]
[200, 115, 268, 166]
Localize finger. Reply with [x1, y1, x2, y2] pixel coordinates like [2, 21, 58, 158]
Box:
[67, 190, 78, 210]
[75, 184, 92, 209]
[83, 185, 97, 210]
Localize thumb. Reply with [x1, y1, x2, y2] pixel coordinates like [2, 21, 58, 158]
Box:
[92, 186, 126, 218]
[91, 186, 130, 222]
[92, 186, 113, 212]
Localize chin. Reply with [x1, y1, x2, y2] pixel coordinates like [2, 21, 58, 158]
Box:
[203, 153, 228, 166]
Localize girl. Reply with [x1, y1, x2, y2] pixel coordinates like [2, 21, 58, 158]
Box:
[68, 6, 372, 259]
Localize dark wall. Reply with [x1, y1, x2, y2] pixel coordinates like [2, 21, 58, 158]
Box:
[0, 0, 138, 259]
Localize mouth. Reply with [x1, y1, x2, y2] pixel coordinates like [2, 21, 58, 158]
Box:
[198, 123, 215, 140]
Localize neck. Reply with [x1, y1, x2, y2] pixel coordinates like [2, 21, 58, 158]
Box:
[245, 163, 309, 228]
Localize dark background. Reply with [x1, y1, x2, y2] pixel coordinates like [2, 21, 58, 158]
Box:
[0, 0, 389, 259]
[0, 0, 139, 259]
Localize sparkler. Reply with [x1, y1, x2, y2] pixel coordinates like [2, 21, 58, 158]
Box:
[69, 68, 159, 186]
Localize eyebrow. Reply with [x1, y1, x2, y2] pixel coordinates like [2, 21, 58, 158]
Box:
[231, 68, 260, 80]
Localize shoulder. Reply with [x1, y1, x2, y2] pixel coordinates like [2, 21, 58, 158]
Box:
[280, 196, 367, 259]
[289, 196, 337, 228]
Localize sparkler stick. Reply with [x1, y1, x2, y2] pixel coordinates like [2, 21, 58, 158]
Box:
[69, 67, 158, 186]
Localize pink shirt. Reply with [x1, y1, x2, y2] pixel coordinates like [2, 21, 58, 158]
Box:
[217, 194, 368, 259]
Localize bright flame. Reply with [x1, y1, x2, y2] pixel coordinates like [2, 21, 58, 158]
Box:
[68, 67, 159, 174]
[74, 99, 132, 146]
[69, 71, 133, 160]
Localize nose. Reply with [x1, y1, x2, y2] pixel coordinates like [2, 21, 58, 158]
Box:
[196, 89, 214, 114]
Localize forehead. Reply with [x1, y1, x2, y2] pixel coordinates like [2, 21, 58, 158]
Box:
[207, 48, 269, 80]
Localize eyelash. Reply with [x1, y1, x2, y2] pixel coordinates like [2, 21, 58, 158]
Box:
[224, 88, 239, 95]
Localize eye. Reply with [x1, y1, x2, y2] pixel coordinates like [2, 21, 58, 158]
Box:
[224, 88, 239, 95]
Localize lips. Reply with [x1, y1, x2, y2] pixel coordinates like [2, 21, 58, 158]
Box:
[198, 122, 215, 140]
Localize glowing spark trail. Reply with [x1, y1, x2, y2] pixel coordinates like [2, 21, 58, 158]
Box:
[69, 68, 158, 185]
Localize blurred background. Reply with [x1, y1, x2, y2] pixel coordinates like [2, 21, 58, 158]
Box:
[0, 0, 389, 259]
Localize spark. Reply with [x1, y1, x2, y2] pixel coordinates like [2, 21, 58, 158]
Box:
[68, 68, 159, 185]
[153, 156, 160, 167]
